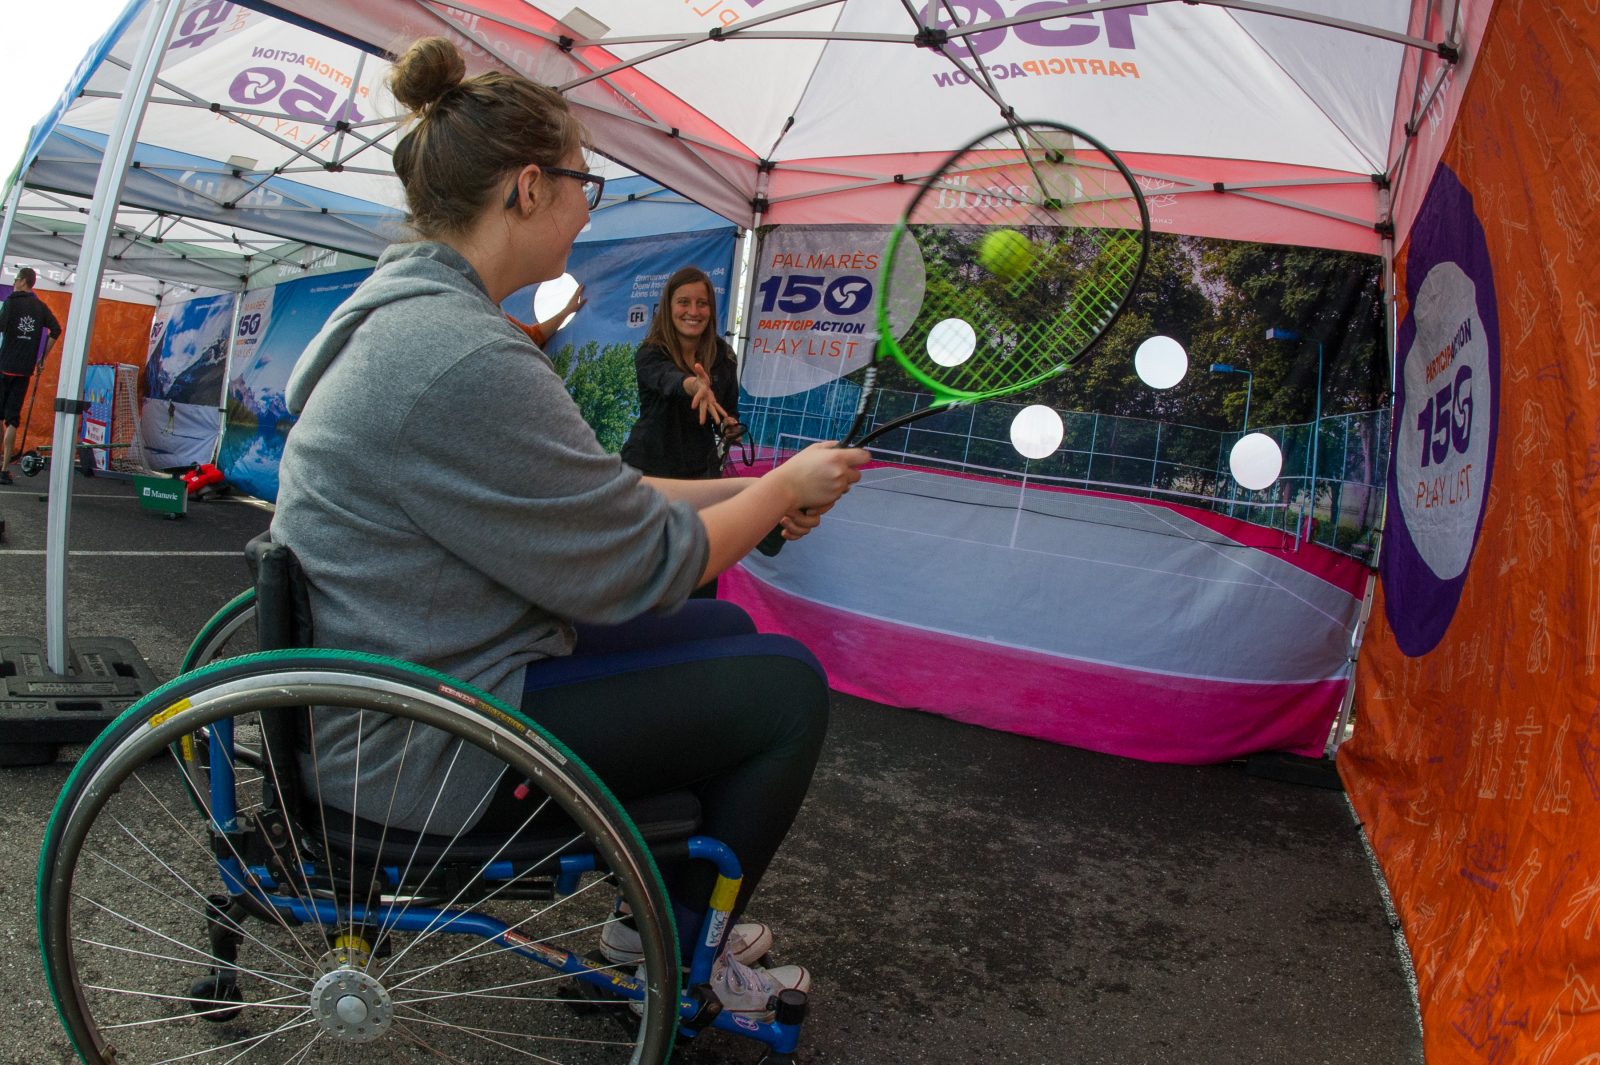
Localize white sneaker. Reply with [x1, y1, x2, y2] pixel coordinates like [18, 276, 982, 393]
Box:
[709, 951, 810, 1020]
[600, 916, 773, 966]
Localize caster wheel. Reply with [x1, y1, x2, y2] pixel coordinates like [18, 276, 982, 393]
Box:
[19, 452, 44, 477]
[188, 973, 243, 1022]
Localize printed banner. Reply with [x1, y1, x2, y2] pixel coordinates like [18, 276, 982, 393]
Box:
[81, 364, 116, 472]
[504, 230, 737, 359]
[741, 225, 910, 400]
[219, 268, 369, 501]
[1341, 5, 1600, 1064]
[502, 229, 736, 451]
[144, 291, 235, 403]
[1380, 166, 1500, 657]
[143, 290, 236, 467]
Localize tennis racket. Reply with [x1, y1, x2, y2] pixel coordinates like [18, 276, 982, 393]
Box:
[759, 117, 1150, 554]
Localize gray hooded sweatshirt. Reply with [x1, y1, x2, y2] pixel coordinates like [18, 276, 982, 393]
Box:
[271, 241, 708, 831]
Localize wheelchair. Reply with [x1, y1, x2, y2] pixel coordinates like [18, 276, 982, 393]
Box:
[38, 537, 809, 1064]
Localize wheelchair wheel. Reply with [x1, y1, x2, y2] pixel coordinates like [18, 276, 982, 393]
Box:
[171, 589, 264, 816]
[40, 650, 682, 1064]
[180, 588, 258, 672]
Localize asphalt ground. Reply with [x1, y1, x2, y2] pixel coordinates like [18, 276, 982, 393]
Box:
[0, 470, 1423, 1064]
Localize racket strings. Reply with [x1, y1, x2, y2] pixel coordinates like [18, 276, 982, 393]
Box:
[859, 120, 1149, 449]
[897, 216, 1145, 395]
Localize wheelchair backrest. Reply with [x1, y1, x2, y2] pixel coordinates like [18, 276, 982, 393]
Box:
[242, 531, 315, 826]
[245, 531, 314, 652]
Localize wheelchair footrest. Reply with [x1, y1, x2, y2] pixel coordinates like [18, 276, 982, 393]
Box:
[0, 636, 160, 765]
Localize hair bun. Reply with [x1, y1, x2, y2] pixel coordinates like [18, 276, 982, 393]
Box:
[389, 37, 468, 112]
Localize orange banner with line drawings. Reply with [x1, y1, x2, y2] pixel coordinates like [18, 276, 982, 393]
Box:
[1340, 4, 1600, 1063]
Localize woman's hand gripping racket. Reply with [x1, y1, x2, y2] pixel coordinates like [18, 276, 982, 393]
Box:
[758, 117, 1150, 556]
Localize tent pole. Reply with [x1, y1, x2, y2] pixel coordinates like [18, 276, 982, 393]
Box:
[211, 283, 247, 465]
[43, 0, 183, 675]
[733, 168, 768, 453]
[0, 180, 24, 273]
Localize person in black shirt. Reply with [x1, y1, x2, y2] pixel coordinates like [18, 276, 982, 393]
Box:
[620, 266, 745, 596]
[0, 267, 62, 484]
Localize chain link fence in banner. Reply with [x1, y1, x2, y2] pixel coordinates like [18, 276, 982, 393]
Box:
[741, 383, 1389, 560]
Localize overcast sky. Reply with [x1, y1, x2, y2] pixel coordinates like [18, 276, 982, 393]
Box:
[1, 0, 133, 182]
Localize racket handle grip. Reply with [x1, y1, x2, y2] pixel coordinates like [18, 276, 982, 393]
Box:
[756, 524, 787, 557]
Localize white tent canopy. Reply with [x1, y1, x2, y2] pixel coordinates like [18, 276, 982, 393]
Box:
[5, 187, 376, 295]
[6, 0, 1487, 675]
[242, 0, 1477, 254]
[9, 1, 1481, 265]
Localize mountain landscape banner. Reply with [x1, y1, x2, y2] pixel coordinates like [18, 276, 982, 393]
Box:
[141, 290, 235, 467]
[219, 268, 369, 500]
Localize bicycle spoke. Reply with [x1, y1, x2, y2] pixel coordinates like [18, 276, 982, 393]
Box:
[384, 871, 613, 993]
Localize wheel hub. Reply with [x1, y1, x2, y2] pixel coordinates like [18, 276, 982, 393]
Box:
[309, 966, 393, 1042]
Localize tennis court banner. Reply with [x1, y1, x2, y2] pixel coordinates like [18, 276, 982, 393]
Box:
[218, 268, 370, 501]
[725, 467, 1366, 765]
[1341, 4, 1600, 1062]
[141, 290, 236, 468]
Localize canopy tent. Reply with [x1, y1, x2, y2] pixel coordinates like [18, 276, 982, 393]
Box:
[0, 0, 750, 679]
[16, 1, 1478, 258]
[5, 164, 719, 296]
[240, 0, 1477, 256]
[3, 188, 377, 296]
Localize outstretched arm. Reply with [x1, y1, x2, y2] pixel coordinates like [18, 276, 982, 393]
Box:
[535, 283, 585, 340]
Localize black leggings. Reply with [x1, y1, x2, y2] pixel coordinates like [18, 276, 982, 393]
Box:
[497, 601, 829, 948]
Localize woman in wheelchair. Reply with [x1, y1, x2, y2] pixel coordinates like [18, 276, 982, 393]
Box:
[268, 36, 865, 1024]
[37, 33, 868, 1065]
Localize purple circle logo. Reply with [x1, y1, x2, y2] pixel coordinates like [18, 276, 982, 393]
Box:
[1382, 164, 1500, 656]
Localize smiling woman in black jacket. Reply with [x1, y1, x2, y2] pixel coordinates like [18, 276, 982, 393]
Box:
[621, 266, 742, 481]
[621, 266, 746, 595]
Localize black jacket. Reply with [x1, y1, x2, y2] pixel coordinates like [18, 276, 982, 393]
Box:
[620, 339, 738, 479]
[0, 289, 62, 376]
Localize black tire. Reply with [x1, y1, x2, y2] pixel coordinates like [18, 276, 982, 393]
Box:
[39, 650, 682, 1064]
[186, 972, 244, 1022]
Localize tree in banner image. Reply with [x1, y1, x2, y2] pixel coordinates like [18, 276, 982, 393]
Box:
[1193, 240, 1387, 426]
[552, 342, 640, 453]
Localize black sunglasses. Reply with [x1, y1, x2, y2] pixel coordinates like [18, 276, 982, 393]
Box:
[504, 166, 605, 211]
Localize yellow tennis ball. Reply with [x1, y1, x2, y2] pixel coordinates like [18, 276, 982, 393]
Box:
[978, 228, 1035, 282]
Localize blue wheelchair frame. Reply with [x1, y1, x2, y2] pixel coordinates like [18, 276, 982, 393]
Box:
[181, 590, 809, 1059]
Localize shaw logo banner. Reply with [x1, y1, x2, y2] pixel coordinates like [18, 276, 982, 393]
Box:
[1382, 163, 1500, 657]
